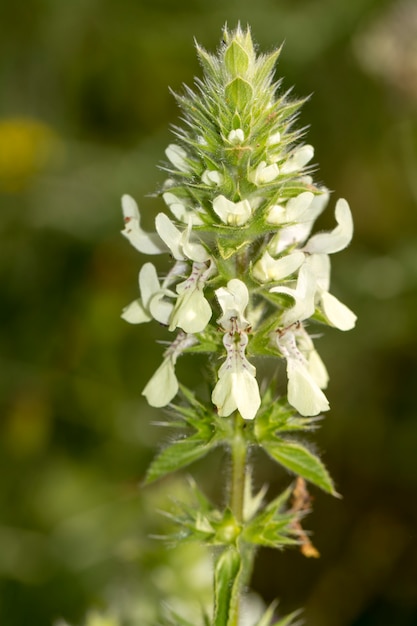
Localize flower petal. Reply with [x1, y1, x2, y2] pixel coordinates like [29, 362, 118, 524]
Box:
[268, 191, 329, 254]
[163, 192, 204, 225]
[280, 145, 314, 174]
[271, 264, 316, 326]
[181, 220, 210, 263]
[253, 251, 305, 283]
[212, 360, 260, 420]
[149, 290, 175, 325]
[308, 349, 329, 389]
[213, 195, 252, 226]
[142, 357, 178, 407]
[234, 370, 261, 420]
[320, 291, 357, 331]
[249, 161, 279, 185]
[212, 331, 260, 420]
[155, 212, 184, 260]
[165, 144, 191, 172]
[121, 195, 165, 254]
[216, 278, 250, 330]
[287, 358, 330, 416]
[202, 169, 224, 186]
[305, 253, 331, 292]
[285, 191, 314, 222]
[139, 263, 162, 309]
[304, 198, 353, 254]
[228, 128, 245, 144]
[121, 299, 151, 324]
[212, 373, 236, 417]
[295, 328, 329, 389]
[169, 286, 212, 334]
[267, 131, 281, 146]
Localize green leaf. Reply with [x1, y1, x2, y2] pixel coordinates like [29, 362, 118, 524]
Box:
[145, 435, 216, 484]
[262, 439, 336, 495]
[225, 77, 253, 110]
[224, 40, 250, 76]
[214, 547, 241, 626]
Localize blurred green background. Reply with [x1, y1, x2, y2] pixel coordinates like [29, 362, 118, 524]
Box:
[1, 0, 417, 624]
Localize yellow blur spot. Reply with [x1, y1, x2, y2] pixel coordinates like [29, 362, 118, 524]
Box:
[0, 117, 58, 192]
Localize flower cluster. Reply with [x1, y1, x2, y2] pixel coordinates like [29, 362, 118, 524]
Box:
[121, 25, 356, 420]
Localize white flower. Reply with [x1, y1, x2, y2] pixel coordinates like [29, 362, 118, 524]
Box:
[303, 198, 353, 254]
[121, 262, 175, 325]
[270, 264, 317, 327]
[212, 332, 261, 421]
[228, 128, 245, 144]
[266, 191, 314, 225]
[155, 213, 209, 263]
[142, 355, 179, 408]
[165, 143, 191, 173]
[215, 279, 250, 331]
[305, 254, 357, 331]
[201, 169, 224, 186]
[121, 195, 165, 255]
[252, 251, 305, 283]
[280, 145, 314, 174]
[320, 291, 357, 331]
[248, 161, 279, 185]
[213, 195, 252, 226]
[277, 329, 330, 416]
[162, 192, 204, 225]
[169, 262, 213, 334]
[295, 326, 329, 389]
[268, 191, 329, 255]
[267, 131, 281, 146]
[142, 332, 197, 407]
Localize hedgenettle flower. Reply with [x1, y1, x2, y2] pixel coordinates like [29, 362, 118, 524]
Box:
[211, 280, 261, 421]
[120, 25, 356, 422]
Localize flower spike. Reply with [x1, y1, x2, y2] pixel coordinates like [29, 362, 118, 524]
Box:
[120, 27, 356, 623]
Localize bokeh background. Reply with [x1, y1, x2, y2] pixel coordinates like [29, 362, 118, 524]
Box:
[1, 0, 417, 624]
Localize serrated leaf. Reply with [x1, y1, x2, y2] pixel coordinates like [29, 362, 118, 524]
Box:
[214, 548, 241, 626]
[262, 439, 336, 495]
[146, 435, 216, 484]
[225, 77, 253, 109]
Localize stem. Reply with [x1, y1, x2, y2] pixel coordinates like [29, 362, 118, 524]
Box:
[230, 413, 247, 523]
[228, 414, 249, 626]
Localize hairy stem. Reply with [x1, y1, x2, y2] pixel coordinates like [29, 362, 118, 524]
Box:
[228, 414, 249, 626]
[230, 413, 247, 523]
